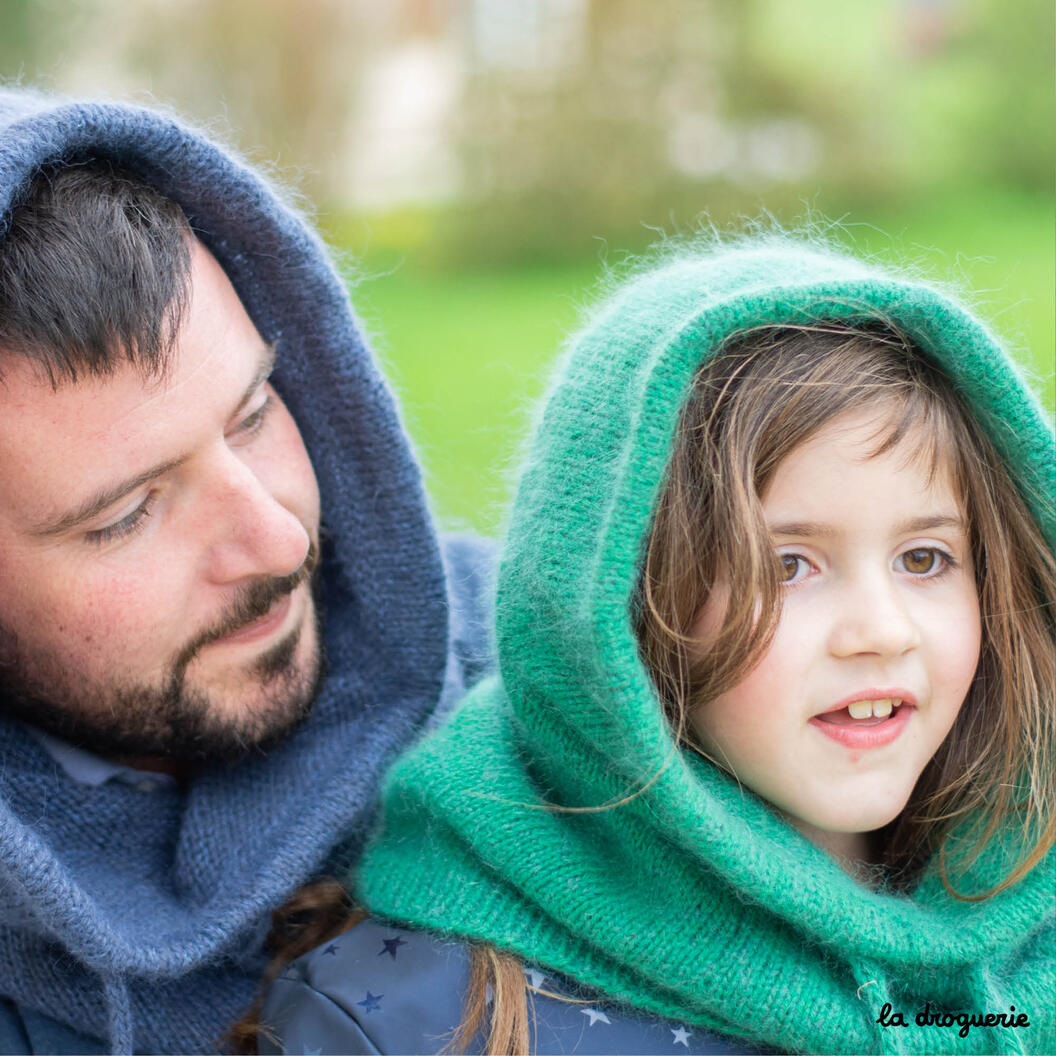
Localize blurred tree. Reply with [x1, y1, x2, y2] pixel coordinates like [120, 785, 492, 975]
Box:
[3, 0, 1050, 263]
[120, 0, 370, 205]
[440, 0, 1052, 262]
[441, 0, 887, 263]
[0, 0, 52, 83]
[937, 0, 1052, 189]
[445, 0, 736, 263]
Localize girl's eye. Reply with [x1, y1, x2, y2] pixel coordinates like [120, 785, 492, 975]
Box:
[777, 553, 810, 584]
[85, 495, 155, 546]
[898, 547, 955, 577]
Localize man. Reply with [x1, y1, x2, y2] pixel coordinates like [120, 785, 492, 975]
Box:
[0, 89, 493, 1053]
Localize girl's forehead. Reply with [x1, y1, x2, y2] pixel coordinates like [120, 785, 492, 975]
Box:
[765, 404, 964, 514]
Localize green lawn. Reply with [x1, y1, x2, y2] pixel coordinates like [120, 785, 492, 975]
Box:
[349, 263, 600, 536]
[342, 188, 1054, 536]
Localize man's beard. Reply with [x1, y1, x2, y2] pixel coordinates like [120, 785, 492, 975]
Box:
[0, 545, 326, 763]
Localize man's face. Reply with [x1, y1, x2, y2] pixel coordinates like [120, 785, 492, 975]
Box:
[0, 240, 323, 761]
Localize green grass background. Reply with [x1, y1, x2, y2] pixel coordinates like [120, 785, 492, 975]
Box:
[339, 187, 1054, 537]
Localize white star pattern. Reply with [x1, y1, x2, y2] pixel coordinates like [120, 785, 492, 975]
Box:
[581, 1008, 612, 1026]
[524, 967, 548, 989]
[671, 1026, 692, 1047]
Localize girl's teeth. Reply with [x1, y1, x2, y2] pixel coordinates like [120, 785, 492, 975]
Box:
[846, 698, 897, 720]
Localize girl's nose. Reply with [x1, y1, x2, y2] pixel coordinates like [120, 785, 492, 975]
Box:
[827, 579, 922, 660]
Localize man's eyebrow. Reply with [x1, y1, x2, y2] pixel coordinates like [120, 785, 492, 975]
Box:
[768, 514, 965, 538]
[30, 342, 277, 538]
[232, 341, 277, 417]
[31, 458, 186, 537]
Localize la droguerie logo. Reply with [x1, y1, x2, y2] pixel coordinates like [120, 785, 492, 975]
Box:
[876, 1001, 1030, 1040]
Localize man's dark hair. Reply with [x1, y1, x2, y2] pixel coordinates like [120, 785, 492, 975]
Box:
[0, 158, 192, 387]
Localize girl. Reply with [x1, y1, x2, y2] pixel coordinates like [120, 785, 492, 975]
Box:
[254, 238, 1054, 1055]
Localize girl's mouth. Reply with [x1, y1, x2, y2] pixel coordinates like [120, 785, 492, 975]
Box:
[816, 698, 901, 726]
[809, 697, 914, 748]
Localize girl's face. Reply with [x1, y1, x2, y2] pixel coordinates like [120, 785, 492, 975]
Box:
[690, 406, 982, 863]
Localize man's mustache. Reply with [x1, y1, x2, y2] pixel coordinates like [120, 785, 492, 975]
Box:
[176, 541, 320, 667]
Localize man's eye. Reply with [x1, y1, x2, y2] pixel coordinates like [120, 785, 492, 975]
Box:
[85, 495, 155, 546]
[233, 396, 273, 439]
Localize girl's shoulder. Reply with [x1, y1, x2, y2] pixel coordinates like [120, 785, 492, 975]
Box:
[259, 918, 757, 1055]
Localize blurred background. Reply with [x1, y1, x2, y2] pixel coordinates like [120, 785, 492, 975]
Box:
[3, 0, 1052, 535]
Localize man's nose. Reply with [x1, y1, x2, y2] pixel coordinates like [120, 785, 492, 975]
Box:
[201, 456, 311, 584]
[826, 572, 922, 660]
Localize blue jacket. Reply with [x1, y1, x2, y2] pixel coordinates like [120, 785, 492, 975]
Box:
[261, 920, 757, 1055]
[0, 88, 495, 1055]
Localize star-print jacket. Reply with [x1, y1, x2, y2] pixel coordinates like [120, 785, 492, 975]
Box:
[259, 919, 755, 1055]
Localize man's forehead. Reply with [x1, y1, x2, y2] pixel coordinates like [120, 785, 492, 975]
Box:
[0, 352, 167, 414]
[0, 335, 231, 434]
[0, 243, 275, 533]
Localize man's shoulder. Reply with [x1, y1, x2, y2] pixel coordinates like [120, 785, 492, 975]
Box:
[437, 532, 497, 604]
[437, 532, 498, 695]
[0, 1000, 28, 1055]
[0, 999, 110, 1056]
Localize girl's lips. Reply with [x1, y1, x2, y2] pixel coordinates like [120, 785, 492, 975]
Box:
[809, 702, 914, 749]
[815, 689, 919, 716]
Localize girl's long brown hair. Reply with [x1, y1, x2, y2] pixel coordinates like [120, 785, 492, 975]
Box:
[226, 880, 365, 1054]
[227, 881, 535, 1055]
[637, 322, 1055, 895]
[233, 322, 1054, 1054]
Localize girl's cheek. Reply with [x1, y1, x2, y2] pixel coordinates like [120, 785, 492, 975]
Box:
[943, 613, 983, 705]
[689, 587, 728, 645]
[928, 578, 982, 696]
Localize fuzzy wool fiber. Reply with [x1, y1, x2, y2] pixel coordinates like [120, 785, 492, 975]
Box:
[357, 241, 1055, 1055]
[0, 88, 493, 1054]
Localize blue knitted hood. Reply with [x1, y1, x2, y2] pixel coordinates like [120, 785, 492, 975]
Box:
[0, 88, 492, 1053]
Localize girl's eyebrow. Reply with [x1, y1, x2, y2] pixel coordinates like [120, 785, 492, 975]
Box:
[769, 514, 965, 538]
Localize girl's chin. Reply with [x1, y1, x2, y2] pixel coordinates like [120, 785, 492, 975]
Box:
[782, 800, 911, 862]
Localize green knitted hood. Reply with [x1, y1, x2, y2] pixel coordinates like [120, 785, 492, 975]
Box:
[358, 240, 1055, 1055]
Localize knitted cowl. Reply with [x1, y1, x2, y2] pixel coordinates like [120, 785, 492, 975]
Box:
[357, 242, 1055, 1055]
[0, 89, 492, 1053]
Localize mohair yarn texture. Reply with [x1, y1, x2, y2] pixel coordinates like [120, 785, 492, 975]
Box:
[0, 89, 493, 1054]
[357, 242, 1055, 1055]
